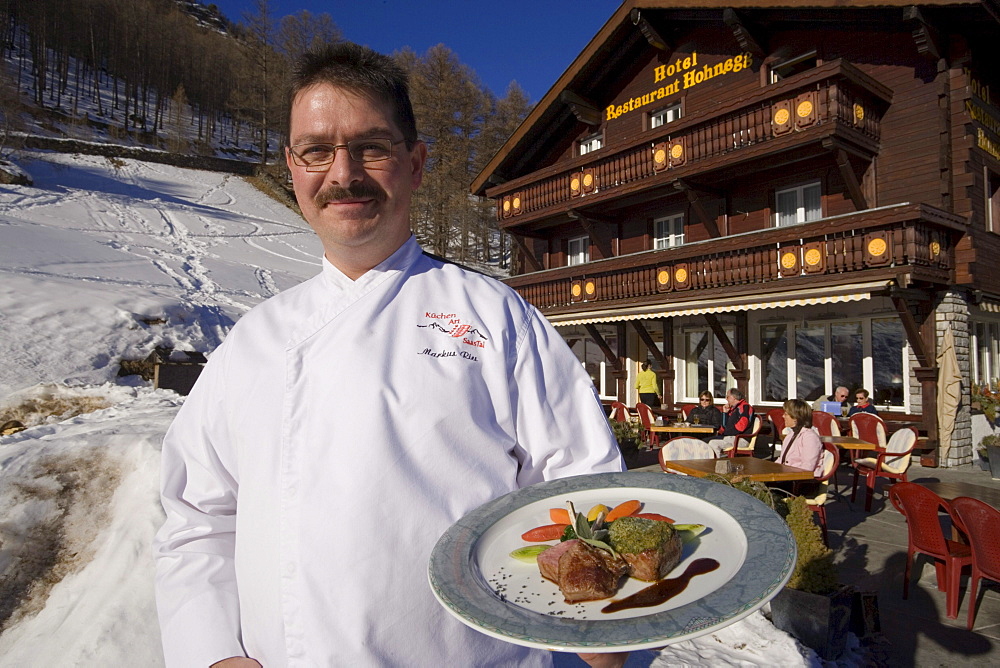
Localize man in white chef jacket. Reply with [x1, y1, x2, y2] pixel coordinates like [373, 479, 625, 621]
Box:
[153, 43, 627, 668]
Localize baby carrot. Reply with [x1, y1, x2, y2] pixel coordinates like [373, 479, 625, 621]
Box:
[605, 499, 642, 522]
[549, 508, 571, 525]
[634, 512, 675, 523]
[521, 523, 569, 542]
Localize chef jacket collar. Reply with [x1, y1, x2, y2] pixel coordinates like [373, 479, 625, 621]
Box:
[320, 235, 421, 291]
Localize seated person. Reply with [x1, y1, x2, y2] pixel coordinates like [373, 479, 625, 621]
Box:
[848, 388, 878, 416]
[687, 390, 723, 435]
[707, 388, 755, 455]
[776, 399, 824, 475]
[812, 386, 849, 411]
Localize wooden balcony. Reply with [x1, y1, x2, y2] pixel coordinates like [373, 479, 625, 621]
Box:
[505, 203, 966, 315]
[491, 59, 892, 228]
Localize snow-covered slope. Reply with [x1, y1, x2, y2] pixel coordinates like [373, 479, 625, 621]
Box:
[0, 152, 835, 666]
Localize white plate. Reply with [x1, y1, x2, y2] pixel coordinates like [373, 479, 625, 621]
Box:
[428, 472, 796, 652]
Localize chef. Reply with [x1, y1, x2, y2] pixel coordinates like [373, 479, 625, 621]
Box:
[153, 42, 625, 667]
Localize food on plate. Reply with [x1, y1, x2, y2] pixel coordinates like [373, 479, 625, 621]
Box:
[607, 516, 683, 581]
[521, 523, 569, 542]
[508, 498, 710, 604]
[537, 539, 629, 602]
[604, 499, 641, 522]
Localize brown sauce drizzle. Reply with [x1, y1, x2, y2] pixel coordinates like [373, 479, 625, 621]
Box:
[601, 558, 720, 613]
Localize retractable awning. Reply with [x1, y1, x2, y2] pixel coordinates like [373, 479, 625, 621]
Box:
[547, 280, 893, 327]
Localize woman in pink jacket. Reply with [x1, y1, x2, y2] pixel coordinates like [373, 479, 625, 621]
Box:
[777, 398, 824, 476]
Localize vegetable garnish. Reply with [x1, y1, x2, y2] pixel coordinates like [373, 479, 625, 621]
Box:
[549, 508, 571, 525]
[568, 501, 616, 555]
[605, 499, 642, 522]
[521, 524, 570, 542]
[633, 512, 674, 523]
[509, 545, 551, 563]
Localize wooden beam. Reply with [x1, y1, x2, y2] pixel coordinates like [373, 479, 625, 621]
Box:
[892, 296, 931, 367]
[703, 314, 744, 372]
[584, 323, 623, 373]
[834, 148, 868, 211]
[560, 90, 602, 127]
[629, 8, 671, 52]
[673, 180, 722, 238]
[631, 320, 668, 370]
[722, 8, 766, 61]
[903, 6, 943, 62]
[509, 233, 543, 272]
[573, 215, 612, 261]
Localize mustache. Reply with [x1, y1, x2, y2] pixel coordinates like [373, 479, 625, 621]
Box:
[313, 182, 387, 208]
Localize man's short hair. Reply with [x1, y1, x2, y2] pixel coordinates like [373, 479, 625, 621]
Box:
[287, 42, 418, 145]
[726, 387, 744, 401]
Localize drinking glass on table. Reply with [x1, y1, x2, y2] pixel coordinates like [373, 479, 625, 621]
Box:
[692, 416, 700, 425]
[841, 405, 849, 418]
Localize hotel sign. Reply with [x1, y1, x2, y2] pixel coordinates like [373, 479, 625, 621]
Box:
[605, 52, 753, 121]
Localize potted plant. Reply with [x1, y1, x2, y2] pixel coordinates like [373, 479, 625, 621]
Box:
[705, 474, 857, 660]
[980, 435, 1000, 480]
[609, 417, 639, 452]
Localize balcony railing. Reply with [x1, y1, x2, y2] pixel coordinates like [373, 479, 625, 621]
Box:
[492, 59, 892, 226]
[505, 204, 963, 313]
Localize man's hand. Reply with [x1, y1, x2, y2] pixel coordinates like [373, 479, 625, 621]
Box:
[210, 659, 262, 668]
[577, 652, 628, 668]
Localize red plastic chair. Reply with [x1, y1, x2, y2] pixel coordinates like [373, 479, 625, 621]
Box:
[811, 410, 842, 438]
[844, 412, 886, 468]
[609, 401, 630, 423]
[794, 441, 840, 546]
[949, 497, 1000, 630]
[635, 402, 659, 448]
[852, 427, 917, 511]
[888, 482, 971, 619]
[679, 403, 698, 420]
[723, 413, 762, 458]
[767, 408, 788, 460]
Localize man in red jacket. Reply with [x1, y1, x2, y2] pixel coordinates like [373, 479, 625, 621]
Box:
[708, 388, 755, 455]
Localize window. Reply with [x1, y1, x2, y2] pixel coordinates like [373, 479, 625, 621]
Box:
[758, 317, 906, 408]
[579, 133, 603, 156]
[654, 214, 685, 249]
[769, 52, 817, 83]
[683, 327, 735, 399]
[988, 170, 1000, 233]
[650, 103, 682, 129]
[566, 325, 619, 400]
[567, 236, 590, 266]
[775, 181, 821, 226]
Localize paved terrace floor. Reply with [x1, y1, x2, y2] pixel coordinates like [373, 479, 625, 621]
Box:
[825, 461, 1000, 666]
[625, 456, 1000, 666]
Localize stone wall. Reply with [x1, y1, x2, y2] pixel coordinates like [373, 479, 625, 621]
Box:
[19, 135, 257, 175]
[938, 290, 972, 467]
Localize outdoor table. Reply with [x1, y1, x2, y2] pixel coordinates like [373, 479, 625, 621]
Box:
[916, 480, 1000, 510]
[819, 435, 879, 465]
[649, 424, 717, 436]
[819, 436, 879, 450]
[659, 456, 814, 483]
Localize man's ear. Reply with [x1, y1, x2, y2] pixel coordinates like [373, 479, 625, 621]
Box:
[409, 141, 428, 189]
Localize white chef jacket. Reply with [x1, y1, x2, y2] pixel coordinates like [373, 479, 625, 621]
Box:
[153, 236, 624, 667]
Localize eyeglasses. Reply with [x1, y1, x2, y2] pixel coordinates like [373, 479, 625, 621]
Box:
[287, 138, 409, 170]
[700, 398, 712, 403]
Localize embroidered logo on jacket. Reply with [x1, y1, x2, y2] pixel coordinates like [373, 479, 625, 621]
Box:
[418, 312, 489, 360]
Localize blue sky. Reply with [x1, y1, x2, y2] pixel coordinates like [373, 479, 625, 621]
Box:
[207, 0, 623, 101]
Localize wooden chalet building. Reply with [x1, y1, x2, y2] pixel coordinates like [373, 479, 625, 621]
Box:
[471, 0, 1000, 467]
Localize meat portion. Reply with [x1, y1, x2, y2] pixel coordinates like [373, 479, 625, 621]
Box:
[620, 535, 683, 581]
[537, 539, 628, 603]
[608, 516, 683, 582]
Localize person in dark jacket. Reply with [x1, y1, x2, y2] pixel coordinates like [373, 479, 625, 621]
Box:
[688, 390, 723, 430]
[848, 388, 879, 416]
